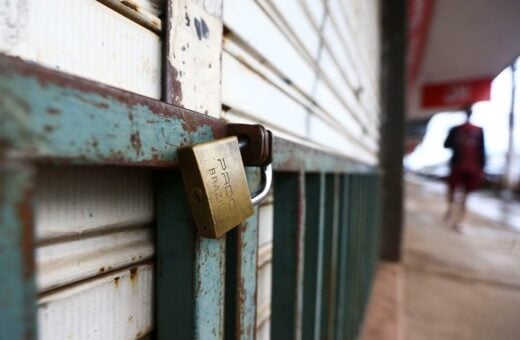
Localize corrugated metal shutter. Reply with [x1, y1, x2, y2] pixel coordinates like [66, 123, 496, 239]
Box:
[1, 1, 160, 338]
[220, 1, 381, 337]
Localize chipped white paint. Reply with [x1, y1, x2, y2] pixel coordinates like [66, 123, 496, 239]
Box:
[38, 264, 153, 340]
[0, 0, 161, 98]
[165, 0, 222, 117]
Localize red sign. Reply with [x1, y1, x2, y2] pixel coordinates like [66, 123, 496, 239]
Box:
[421, 78, 492, 108]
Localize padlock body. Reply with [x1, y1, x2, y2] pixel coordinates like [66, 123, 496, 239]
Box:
[178, 136, 254, 238]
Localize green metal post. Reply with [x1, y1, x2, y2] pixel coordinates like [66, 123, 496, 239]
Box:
[271, 172, 305, 339]
[0, 161, 37, 339]
[302, 173, 326, 339]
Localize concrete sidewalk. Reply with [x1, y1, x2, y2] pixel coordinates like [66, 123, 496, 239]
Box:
[363, 175, 520, 340]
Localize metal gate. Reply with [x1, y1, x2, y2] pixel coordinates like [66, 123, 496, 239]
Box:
[1, 53, 380, 339]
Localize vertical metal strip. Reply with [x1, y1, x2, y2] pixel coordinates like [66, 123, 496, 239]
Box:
[360, 176, 370, 320]
[156, 170, 226, 340]
[326, 175, 340, 339]
[225, 169, 260, 340]
[295, 171, 306, 339]
[194, 238, 226, 339]
[379, 0, 406, 262]
[160, 0, 225, 338]
[0, 161, 36, 339]
[334, 175, 350, 340]
[345, 174, 361, 339]
[368, 175, 378, 296]
[156, 171, 196, 339]
[354, 175, 367, 337]
[359, 175, 371, 336]
[365, 175, 376, 293]
[225, 209, 259, 340]
[319, 174, 337, 339]
[270, 172, 305, 339]
[301, 173, 326, 340]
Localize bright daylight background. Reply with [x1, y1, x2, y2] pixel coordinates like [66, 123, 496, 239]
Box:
[405, 60, 520, 181]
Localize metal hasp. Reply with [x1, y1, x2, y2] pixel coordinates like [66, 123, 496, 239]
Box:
[178, 124, 273, 239]
[231, 123, 274, 205]
[227, 123, 273, 166]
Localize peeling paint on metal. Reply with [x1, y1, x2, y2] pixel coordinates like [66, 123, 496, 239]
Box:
[0, 54, 227, 166]
[235, 167, 260, 339]
[0, 161, 37, 339]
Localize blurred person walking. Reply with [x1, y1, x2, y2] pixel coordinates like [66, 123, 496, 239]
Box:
[444, 105, 486, 231]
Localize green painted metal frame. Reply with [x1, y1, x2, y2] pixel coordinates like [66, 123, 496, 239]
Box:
[271, 172, 381, 340]
[0, 53, 382, 339]
[319, 174, 339, 339]
[270, 172, 305, 339]
[225, 168, 260, 340]
[301, 173, 326, 340]
[0, 161, 36, 340]
[334, 175, 350, 340]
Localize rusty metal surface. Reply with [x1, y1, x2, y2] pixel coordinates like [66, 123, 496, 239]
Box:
[234, 211, 259, 340]
[226, 167, 260, 340]
[0, 53, 227, 167]
[0, 53, 374, 173]
[0, 159, 37, 339]
[226, 123, 273, 166]
[160, 1, 227, 338]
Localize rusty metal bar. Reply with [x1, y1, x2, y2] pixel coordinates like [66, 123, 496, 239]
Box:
[0, 160, 37, 339]
[158, 0, 226, 337]
[0, 54, 373, 174]
[0, 51, 384, 339]
[0, 54, 226, 167]
[225, 168, 260, 340]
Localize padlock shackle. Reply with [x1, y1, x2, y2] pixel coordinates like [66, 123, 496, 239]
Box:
[251, 164, 272, 206]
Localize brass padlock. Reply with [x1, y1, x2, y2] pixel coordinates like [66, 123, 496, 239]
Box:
[178, 136, 258, 238]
